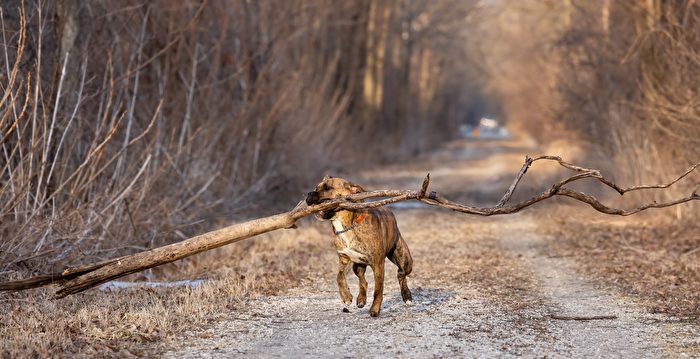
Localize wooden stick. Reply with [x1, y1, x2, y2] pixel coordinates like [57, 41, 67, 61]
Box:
[497, 155, 533, 207]
[1, 156, 698, 298]
[549, 314, 618, 321]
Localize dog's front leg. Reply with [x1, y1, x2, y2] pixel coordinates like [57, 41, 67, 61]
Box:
[352, 263, 368, 308]
[337, 256, 353, 305]
[369, 261, 385, 317]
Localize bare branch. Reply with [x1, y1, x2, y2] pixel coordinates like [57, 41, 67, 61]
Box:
[526, 156, 700, 195]
[1, 156, 698, 297]
[419, 173, 430, 198]
[497, 155, 533, 206]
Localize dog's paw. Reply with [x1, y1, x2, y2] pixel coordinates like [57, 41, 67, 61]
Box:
[356, 296, 366, 308]
[369, 309, 380, 317]
[404, 300, 412, 305]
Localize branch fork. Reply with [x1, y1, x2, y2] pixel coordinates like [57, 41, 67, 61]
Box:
[1, 155, 699, 297]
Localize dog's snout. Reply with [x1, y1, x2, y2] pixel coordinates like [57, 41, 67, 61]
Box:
[306, 191, 320, 205]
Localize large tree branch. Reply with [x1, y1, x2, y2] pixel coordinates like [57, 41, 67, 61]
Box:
[1, 156, 698, 297]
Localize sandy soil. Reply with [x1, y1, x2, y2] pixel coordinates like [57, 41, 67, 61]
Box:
[164, 138, 700, 358]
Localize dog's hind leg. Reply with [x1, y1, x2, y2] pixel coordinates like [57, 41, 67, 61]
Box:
[337, 255, 353, 305]
[352, 263, 368, 308]
[369, 260, 385, 317]
[389, 235, 413, 304]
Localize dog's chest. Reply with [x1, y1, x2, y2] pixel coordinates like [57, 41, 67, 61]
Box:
[332, 219, 369, 264]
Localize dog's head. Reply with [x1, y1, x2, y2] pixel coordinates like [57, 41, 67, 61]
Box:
[306, 175, 365, 219]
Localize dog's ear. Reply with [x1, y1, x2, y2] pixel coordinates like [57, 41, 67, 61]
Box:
[345, 181, 365, 194]
[323, 174, 333, 180]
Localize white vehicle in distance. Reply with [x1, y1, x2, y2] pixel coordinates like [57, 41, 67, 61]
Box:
[459, 117, 510, 139]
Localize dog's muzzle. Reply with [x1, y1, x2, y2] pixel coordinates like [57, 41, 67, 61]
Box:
[306, 191, 336, 219]
[306, 191, 321, 205]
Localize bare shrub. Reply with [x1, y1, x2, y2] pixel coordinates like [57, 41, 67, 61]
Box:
[477, 1, 700, 214]
[0, 0, 477, 275]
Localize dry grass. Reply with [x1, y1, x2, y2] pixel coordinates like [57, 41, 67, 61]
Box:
[0, 0, 472, 276]
[541, 207, 700, 320]
[480, 1, 700, 203]
[0, 2, 478, 355]
[0, 210, 548, 358]
[398, 211, 542, 312]
[5, 0, 700, 356]
[0, 221, 334, 358]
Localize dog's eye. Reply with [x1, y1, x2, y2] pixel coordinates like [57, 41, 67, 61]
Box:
[321, 184, 330, 191]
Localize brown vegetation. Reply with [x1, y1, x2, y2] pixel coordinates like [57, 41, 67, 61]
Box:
[479, 1, 700, 197]
[0, 2, 479, 354]
[478, 0, 700, 324]
[0, 223, 334, 357]
[0, 210, 544, 357]
[543, 213, 700, 320]
[3, 0, 700, 357]
[0, 0, 476, 276]
[422, 1, 700, 344]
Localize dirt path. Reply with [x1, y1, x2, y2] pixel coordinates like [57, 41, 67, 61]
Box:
[164, 138, 698, 358]
[498, 217, 666, 358]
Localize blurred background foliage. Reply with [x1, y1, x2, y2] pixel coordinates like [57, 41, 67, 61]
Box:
[1, 0, 699, 274]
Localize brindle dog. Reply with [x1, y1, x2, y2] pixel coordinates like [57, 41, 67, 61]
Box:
[306, 176, 413, 317]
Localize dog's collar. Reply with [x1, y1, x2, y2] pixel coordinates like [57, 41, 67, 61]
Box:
[334, 212, 368, 235]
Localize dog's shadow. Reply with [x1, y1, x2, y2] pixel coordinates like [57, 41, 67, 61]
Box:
[349, 287, 456, 317]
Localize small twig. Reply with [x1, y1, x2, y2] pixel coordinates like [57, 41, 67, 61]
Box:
[497, 155, 533, 207]
[419, 173, 430, 198]
[6, 249, 56, 266]
[681, 241, 700, 257]
[123, 199, 137, 234]
[101, 154, 152, 213]
[549, 314, 618, 321]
